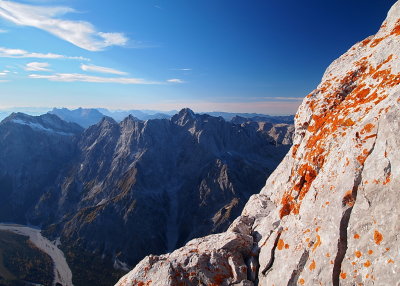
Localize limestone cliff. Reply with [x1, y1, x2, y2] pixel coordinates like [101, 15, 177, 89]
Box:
[116, 1, 400, 285]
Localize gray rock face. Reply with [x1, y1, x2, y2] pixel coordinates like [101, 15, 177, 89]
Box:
[0, 113, 82, 223]
[116, 2, 400, 285]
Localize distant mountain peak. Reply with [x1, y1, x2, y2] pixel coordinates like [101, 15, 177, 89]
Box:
[172, 108, 197, 126]
[2, 112, 83, 136]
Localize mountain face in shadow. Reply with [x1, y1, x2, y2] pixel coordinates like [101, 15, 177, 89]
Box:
[0, 109, 293, 285]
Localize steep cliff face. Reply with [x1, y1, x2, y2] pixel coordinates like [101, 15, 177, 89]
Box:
[116, 2, 400, 285]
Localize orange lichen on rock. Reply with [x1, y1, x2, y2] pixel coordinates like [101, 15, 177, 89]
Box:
[342, 190, 356, 207]
[388, 259, 394, 264]
[355, 251, 362, 258]
[277, 239, 285, 250]
[137, 281, 152, 286]
[309, 260, 316, 271]
[277, 37, 398, 222]
[343, 118, 355, 126]
[368, 250, 374, 255]
[360, 38, 372, 46]
[374, 230, 383, 245]
[370, 37, 385, 48]
[360, 123, 375, 134]
[279, 193, 299, 218]
[340, 272, 347, 279]
[357, 151, 369, 166]
[383, 175, 391, 185]
[364, 260, 372, 267]
[292, 144, 300, 158]
[299, 278, 305, 285]
[312, 235, 322, 252]
[391, 19, 400, 36]
[354, 233, 360, 239]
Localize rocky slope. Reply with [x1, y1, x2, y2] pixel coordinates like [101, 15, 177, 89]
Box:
[116, 2, 400, 285]
[0, 113, 82, 223]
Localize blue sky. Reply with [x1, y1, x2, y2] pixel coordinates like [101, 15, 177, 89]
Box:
[0, 0, 396, 114]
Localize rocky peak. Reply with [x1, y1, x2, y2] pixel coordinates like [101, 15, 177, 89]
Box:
[116, 1, 400, 285]
[2, 112, 83, 135]
[171, 108, 197, 126]
[96, 116, 118, 131]
[49, 107, 106, 128]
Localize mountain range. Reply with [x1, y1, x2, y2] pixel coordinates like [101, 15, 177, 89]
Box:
[0, 108, 293, 285]
[0, 107, 294, 129]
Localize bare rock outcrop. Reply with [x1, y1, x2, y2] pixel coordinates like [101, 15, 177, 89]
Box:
[117, 1, 400, 285]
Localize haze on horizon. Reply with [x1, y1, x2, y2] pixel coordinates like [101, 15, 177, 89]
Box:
[0, 0, 395, 115]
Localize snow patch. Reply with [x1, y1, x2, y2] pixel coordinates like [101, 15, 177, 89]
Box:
[11, 119, 74, 136]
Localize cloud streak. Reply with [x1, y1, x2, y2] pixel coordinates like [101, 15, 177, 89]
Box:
[0, 47, 89, 60]
[167, 78, 184, 83]
[0, 1, 128, 51]
[25, 62, 51, 71]
[171, 68, 192, 71]
[29, 73, 159, 84]
[80, 64, 127, 75]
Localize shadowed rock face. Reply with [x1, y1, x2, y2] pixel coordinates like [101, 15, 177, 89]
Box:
[116, 2, 400, 285]
[22, 109, 292, 277]
[0, 113, 82, 223]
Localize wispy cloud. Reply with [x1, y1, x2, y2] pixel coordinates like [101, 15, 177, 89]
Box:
[167, 78, 184, 83]
[0, 47, 89, 60]
[80, 64, 127, 75]
[171, 68, 192, 71]
[0, 28, 7, 33]
[0, 1, 128, 51]
[29, 73, 159, 84]
[25, 62, 51, 71]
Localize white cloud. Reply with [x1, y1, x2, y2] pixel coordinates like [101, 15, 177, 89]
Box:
[0, 28, 7, 33]
[80, 64, 127, 75]
[170, 68, 192, 71]
[25, 62, 51, 71]
[29, 73, 159, 84]
[167, 78, 184, 83]
[0, 46, 89, 60]
[0, 72, 7, 76]
[0, 1, 128, 51]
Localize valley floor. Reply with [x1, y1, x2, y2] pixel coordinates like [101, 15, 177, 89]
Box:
[0, 224, 73, 286]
